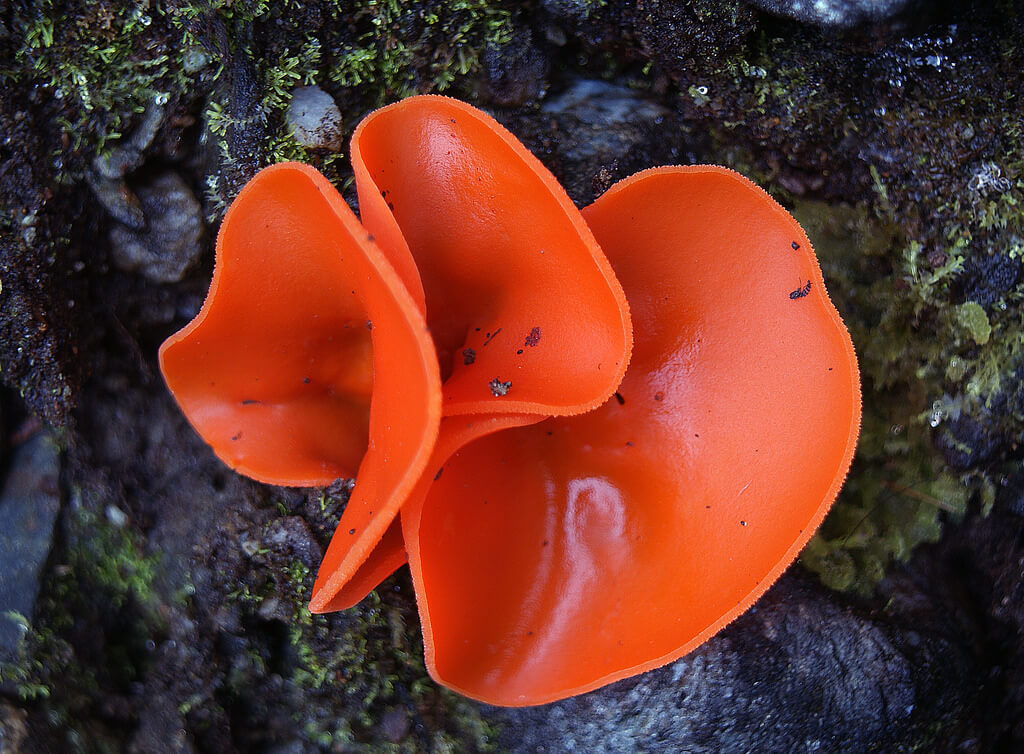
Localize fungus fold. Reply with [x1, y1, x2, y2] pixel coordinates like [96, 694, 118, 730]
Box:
[160, 96, 860, 707]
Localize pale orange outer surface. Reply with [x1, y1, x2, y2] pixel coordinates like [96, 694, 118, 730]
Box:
[401, 166, 861, 706]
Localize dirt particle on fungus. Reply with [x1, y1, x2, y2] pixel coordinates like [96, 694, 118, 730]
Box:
[626, 441, 634, 446]
[483, 328, 502, 346]
[231, 432, 242, 441]
[740, 520, 747, 526]
[367, 234, 375, 243]
[792, 241, 800, 250]
[615, 392, 625, 405]
[789, 280, 812, 299]
[542, 540, 549, 546]
[463, 348, 476, 365]
[517, 349, 524, 355]
[489, 378, 512, 397]
[654, 392, 664, 401]
[366, 320, 373, 330]
[241, 399, 259, 405]
[525, 327, 542, 347]
[349, 528, 356, 535]
[303, 377, 311, 384]
[434, 467, 444, 481]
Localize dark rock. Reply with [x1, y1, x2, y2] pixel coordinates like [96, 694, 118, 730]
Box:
[482, 29, 549, 107]
[492, 569, 971, 752]
[528, 79, 678, 204]
[109, 172, 205, 284]
[747, 0, 920, 28]
[0, 433, 60, 658]
[0, 702, 29, 751]
[89, 103, 165, 229]
[633, 0, 757, 80]
[996, 463, 1024, 517]
[935, 414, 1003, 471]
[956, 252, 1023, 310]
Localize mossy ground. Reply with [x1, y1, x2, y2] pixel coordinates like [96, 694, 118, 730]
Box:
[2, 0, 1023, 749]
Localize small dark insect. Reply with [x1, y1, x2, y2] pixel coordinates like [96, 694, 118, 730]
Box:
[241, 399, 259, 405]
[516, 349, 524, 355]
[483, 327, 502, 346]
[349, 528, 356, 535]
[524, 326, 542, 347]
[434, 467, 444, 481]
[789, 280, 812, 299]
[366, 320, 373, 330]
[791, 241, 800, 250]
[463, 348, 476, 365]
[489, 378, 512, 396]
[231, 432, 242, 441]
[614, 392, 625, 405]
[303, 377, 311, 384]
[740, 521, 747, 526]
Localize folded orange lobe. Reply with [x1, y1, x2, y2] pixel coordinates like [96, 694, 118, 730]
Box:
[401, 166, 862, 705]
[158, 163, 441, 610]
[310, 95, 637, 608]
[352, 96, 632, 418]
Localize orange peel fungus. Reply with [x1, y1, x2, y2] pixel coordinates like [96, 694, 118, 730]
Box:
[159, 95, 860, 707]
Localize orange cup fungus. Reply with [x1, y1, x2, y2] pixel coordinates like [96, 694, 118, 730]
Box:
[160, 95, 861, 706]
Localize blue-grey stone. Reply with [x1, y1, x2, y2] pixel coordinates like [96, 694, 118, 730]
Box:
[0, 434, 60, 658]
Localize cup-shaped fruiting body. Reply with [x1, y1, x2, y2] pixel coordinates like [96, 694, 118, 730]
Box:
[400, 167, 861, 705]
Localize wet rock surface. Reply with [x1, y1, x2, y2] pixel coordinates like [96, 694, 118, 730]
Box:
[0, 434, 60, 659]
[1, 1, 1023, 751]
[109, 172, 205, 284]
[748, 0, 920, 28]
[286, 86, 344, 152]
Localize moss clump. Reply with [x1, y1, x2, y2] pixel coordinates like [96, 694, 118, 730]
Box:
[190, 0, 514, 217]
[3, 1, 195, 161]
[1, 506, 165, 745]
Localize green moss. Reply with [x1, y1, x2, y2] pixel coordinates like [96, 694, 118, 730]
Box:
[0, 506, 165, 745]
[326, 0, 512, 100]
[5, 1, 195, 157]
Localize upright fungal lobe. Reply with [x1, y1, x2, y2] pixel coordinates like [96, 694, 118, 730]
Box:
[311, 96, 633, 612]
[159, 96, 860, 708]
[159, 162, 442, 608]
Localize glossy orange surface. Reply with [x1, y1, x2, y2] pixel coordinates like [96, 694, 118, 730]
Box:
[310, 96, 634, 611]
[402, 167, 861, 705]
[351, 96, 632, 418]
[159, 163, 441, 603]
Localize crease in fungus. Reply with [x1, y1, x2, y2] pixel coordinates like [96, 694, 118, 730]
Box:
[160, 95, 860, 707]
